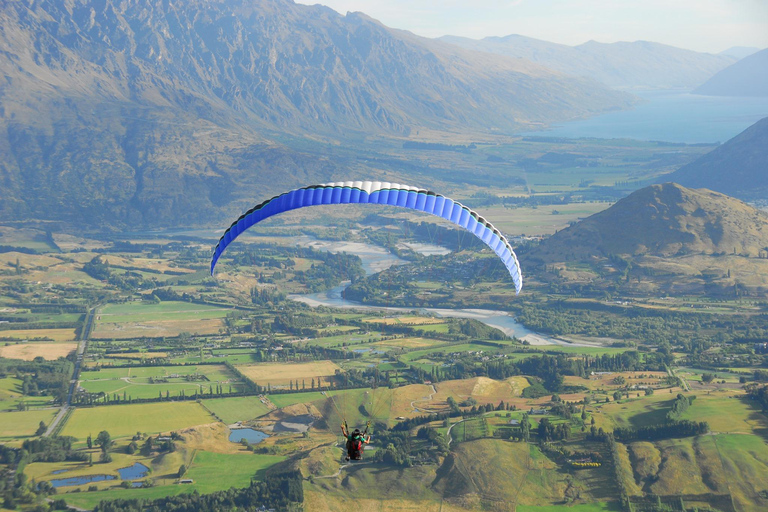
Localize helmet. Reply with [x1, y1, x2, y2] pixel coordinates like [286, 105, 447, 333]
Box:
[353, 429, 361, 435]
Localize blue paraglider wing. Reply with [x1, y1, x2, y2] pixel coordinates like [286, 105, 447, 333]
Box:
[210, 181, 523, 294]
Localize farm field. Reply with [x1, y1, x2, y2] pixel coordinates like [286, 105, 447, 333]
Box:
[80, 365, 240, 384]
[236, 360, 343, 388]
[0, 341, 77, 360]
[434, 377, 529, 407]
[202, 396, 273, 423]
[0, 377, 52, 410]
[713, 433, 768, 511]
[79, 364, 244, 400]
[0, 328, 78, 342]
[45, 450, 286, 510]
[91, 301, 232, 339]
[678, 390, 767, 433]
[0, 408, 57, 441]
[61, 402, 215, 440]
[3, 224, 768, 512]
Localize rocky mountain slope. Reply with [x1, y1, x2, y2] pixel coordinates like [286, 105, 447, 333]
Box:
[0, 0, 636, 229]
[694, 48, 768, 96]
[439, 35, 736, 90]
[662, 117, 768, 200]
[527, 183, 768, 262]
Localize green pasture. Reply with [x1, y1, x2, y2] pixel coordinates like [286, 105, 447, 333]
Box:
[0, 408, 57, 441]
[267, 388, 364, 410]
[0, 377, 52, 410]
[679, 391, 768, 433]
[80, 380, 242, 400]
[411, 323, 451, 334]
[0, 311, 84, 324]
[677, 367, 744, 382]
[185, 451, 286, 492]
[60, 451, 286, 510]
[529, 345, 630, 356]
[81, 364, 238, 382]
[0, 377, 21, 396]
[61, 402, 215, 440]
[96, 301, 232, 322]
[202, 396, 272, 423]
[399, 342, 502, 363]
[714, 433, 768, 510]
[594, 393, 676, 430]
[480, 203, 611, 236]
[303, 332, 382, 348]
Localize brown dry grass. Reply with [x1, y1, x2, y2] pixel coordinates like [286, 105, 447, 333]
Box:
[389, 384, 437, 418]
[92, 318, 224, 339]
[237, 361, 342, 386]
[372, 337, 440, 349]
[303, 493, 467, 512]
[0, 252, 63, 268]
[178, 422, 248, 454]
[434, 377, 528, 407]
[363, 316, 446, 326]
[0, 328, 77, 342]
[97, 255, 195, 274]
[0, 342, 77, 360]
[567, 371, 668, 392]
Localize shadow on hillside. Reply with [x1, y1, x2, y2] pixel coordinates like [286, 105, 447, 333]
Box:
[628, 399, 673, 429]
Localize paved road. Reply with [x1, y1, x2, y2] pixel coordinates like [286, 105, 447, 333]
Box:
[44, 305, 97, 437]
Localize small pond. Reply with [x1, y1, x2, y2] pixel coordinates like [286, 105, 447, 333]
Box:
[117, 462, 149, 480]
[229, 428, 269, 444]
[51, 469, 70, 475]
[353, 348, 385, 354]
[49, 474, 115, 488]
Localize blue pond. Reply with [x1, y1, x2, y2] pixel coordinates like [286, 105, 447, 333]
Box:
[117, 463, 149, 480]
[353, 348, 385, 354]
[229, 428, 269, 444]
[49, 474, 115, 488]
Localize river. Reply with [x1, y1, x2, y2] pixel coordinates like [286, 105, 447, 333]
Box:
[288, 240, 592, 347]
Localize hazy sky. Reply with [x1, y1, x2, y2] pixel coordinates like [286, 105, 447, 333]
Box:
[295, 0, 768, 53]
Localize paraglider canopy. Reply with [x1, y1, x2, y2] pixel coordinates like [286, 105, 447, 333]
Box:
[210, 181, 522, 294]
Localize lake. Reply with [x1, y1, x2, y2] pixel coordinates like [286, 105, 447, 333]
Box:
[521, 90, 768, 143]
[229, 428, 269, 444]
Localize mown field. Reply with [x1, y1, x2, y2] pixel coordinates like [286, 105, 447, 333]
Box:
[236, 360, 343, 388]
[0, 408, 57, 442]
[91, 301, 232, 339]
[78, 364, 244, 400]
[61, 402, 215, 440]
[202, 396, 272, 424]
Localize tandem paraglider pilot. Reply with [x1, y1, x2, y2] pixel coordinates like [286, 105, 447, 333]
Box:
[341, 422, 370, 461]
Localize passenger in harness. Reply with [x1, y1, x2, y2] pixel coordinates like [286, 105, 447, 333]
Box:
[341, 422, 370, 461]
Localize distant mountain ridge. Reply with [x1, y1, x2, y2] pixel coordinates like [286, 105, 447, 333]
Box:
[719, 46, 762, 60]
[694, 48, 768, 96]
[0, 0, 636, 228]
[662, 117, 768, 200]
[439, 34, 736, 90]
[527, 183, 768, 262]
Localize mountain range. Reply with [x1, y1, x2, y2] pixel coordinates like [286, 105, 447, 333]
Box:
[438, 35, 736, 90]
[0, 0, 639, 228]
[663, 117, 768, 200]
[694, 48, 768, 96]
